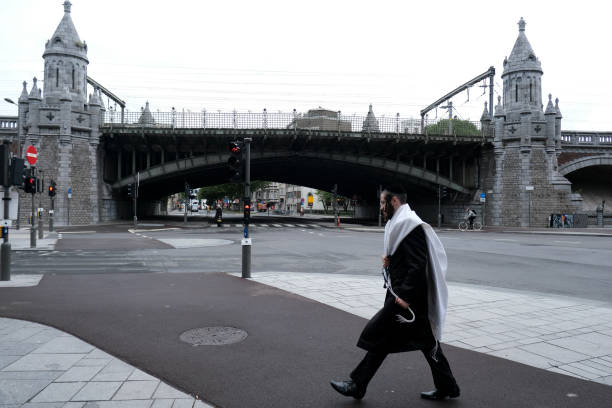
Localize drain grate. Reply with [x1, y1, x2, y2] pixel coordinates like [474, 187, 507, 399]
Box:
[179, 327, 248, 346]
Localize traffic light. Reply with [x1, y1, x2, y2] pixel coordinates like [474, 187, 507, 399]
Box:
[127, 183, 134, 198]
[24, 172, 36, 194]
[9, 157, 25, 187]
[440, 186, 448, 199]
[243, 197, 251, 225]
[48, 180, 56, 197]
[0, 144, 9, 187]
[227, 141, 243, 182]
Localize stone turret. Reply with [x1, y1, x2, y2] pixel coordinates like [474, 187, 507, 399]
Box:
[15, 1, 104, 226]
[484, 18, 581, 227]
[42, 1, 89, 108]
[362, 104, 379, 133]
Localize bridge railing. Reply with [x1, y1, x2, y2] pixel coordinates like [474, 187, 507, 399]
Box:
[0, 116, 18, 130]
[102, 110, 490, 137]
[561, 132, 612, 145]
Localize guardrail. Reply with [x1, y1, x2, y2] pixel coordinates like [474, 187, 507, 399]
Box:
[561, 131, 612, 146]
[0, 116, 17, 130]
[102, 110, 491, 137]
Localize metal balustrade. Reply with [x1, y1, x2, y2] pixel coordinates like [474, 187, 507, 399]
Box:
[102, 110, 491, 137]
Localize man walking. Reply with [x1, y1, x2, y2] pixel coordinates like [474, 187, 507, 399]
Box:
[330, 190, 460, 401]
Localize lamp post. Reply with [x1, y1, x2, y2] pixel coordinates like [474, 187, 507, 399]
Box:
[4, 98, 22, 230]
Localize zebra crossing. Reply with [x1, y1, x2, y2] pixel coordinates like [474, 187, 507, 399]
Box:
[206, 223, 324, 230]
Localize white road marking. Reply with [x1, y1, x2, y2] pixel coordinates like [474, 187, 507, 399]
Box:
[61, 231, 96, 234]
[494, 238, 518, 242]
[553, 240, 581, 245]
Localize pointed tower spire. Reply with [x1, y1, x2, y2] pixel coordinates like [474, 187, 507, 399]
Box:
[19, 81, 29, 102]
[63, 1, 72, 13]
[545, 94, 556, 114]
[28, 77, 41, 100]
[480, 101, 490, 120]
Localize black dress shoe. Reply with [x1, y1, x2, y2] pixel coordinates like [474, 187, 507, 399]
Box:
[420, 387, 460, 400]
[330, 380, 366, 399]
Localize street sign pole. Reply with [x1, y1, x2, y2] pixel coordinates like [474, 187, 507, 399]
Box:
[1, 142, 11, 281]
[242, 138, 252, 279]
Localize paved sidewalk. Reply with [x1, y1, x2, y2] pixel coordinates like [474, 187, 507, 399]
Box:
[247, 272, 612, 386]
[0, 316, 213, 408]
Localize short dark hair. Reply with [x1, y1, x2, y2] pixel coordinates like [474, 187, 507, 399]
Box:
[382, 189, 406, 204]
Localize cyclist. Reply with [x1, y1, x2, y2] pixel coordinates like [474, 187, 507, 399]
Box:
[465, 208, 477, 230]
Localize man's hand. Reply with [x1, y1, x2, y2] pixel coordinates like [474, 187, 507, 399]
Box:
[395, 297, 410, 309]
[382, 256, 390, 268]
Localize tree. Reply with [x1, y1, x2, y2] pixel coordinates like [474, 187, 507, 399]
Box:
[197, 181, 273, 206]
[424, 118, 480, 136]
[316, 190, 333, 213]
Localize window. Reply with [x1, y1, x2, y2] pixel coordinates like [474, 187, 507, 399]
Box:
[56, 68, 59, 88]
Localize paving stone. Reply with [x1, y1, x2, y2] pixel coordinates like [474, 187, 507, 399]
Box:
[22, 402, 65, 408]
[151, 399, 174, 408]
[31, 382, 86, 403]
[33, 338, 95, 355]
[82, 401, 153, 408]
[592, 375, 612, 386]
[55, 366, 103, 382]
[0, 356, 21, 371]
[0, 379, 51, 405]
[127, 370, 157, 382]
[170, 400, 195, 408]
[62, 403, 85, 408]
[0, 372, 62, 381]
[519, 342, 590, 364]
[71, 382, 122, 402]
[152, 383, 190, 399]
[150, 399, 173, 408]
[486, 348, 560, 369]
[3, 354, 86, 372]
[113, 381, 159, 400]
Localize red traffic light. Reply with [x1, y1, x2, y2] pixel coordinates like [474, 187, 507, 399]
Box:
[244, 204, 250, 210]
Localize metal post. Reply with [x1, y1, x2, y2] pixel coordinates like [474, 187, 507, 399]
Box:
[1, 185, 11, 281]
[437, 185, 441, 228]
[184, 182, 188, 225]
[30, 191, 36, 248]
[38, 173, 43, 239]
[242, 138, 252, 279]
[333, 184, 338, 226]
[49, 197, 54, 232]
[133, 173, 138, 228]
[528, 190, 531, 228]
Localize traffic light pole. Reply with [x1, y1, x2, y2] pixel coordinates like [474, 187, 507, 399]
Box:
[30, 191, 36, 248]
[38, 173, 43, 239]
[1, 184, 11, 281]
[242, 138, 252, 279]
[49, 197, 54, 232]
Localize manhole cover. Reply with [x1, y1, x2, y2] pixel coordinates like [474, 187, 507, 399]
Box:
[179, 327, 248, 346]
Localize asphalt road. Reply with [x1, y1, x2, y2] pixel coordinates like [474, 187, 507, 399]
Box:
[11, 219, 612, 303]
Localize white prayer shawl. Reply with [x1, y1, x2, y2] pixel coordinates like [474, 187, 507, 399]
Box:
[383, 203, 449, 342]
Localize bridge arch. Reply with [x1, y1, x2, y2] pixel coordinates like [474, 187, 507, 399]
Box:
[112, 150, 471, 199]
[558, 155, 612, 176]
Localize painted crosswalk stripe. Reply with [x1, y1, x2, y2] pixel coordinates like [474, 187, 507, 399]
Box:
[272, 224, 283, 228]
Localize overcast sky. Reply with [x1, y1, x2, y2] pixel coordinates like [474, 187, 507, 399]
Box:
[1, 0, 610, 131]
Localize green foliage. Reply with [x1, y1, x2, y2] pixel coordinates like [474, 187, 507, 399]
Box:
[197, 181, 273, 203]
[424, 119, 480, 136]
[315, 189, 351, 213]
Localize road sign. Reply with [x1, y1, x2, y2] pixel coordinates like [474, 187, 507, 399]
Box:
[526, 185, 534, 191]
[25, 145, 37, 165]
[67, 187, 72, 199]
[480, 192, 486, 203]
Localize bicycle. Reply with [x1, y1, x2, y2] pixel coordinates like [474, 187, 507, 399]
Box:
[458, 220, 482, 231]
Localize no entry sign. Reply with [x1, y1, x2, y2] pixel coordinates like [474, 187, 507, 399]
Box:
[26, 145, 37, 165]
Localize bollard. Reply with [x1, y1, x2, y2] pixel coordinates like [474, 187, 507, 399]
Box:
[336, 216, 340, 227]
[0, 241, 10, 281]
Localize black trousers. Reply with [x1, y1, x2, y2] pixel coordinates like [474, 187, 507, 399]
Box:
[350, 344, 458, 392]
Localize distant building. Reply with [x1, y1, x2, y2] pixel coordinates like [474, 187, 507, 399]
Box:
[289, 107, 351, 131]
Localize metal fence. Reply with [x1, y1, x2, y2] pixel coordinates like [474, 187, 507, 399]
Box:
[102, 109, 490, 137]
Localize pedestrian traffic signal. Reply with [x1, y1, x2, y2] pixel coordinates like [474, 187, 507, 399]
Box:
[243, 197, 251, 225]
[48, 180, 56, 197]
[127, 183, 134, 198]
[440, 186, 448, 199]
[228, 141, 243, 182]
[25, 174, 36, 194]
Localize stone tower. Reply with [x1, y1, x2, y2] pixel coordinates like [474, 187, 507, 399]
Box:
[487, 18, 582, 226]
[17, 1, 104, 226]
